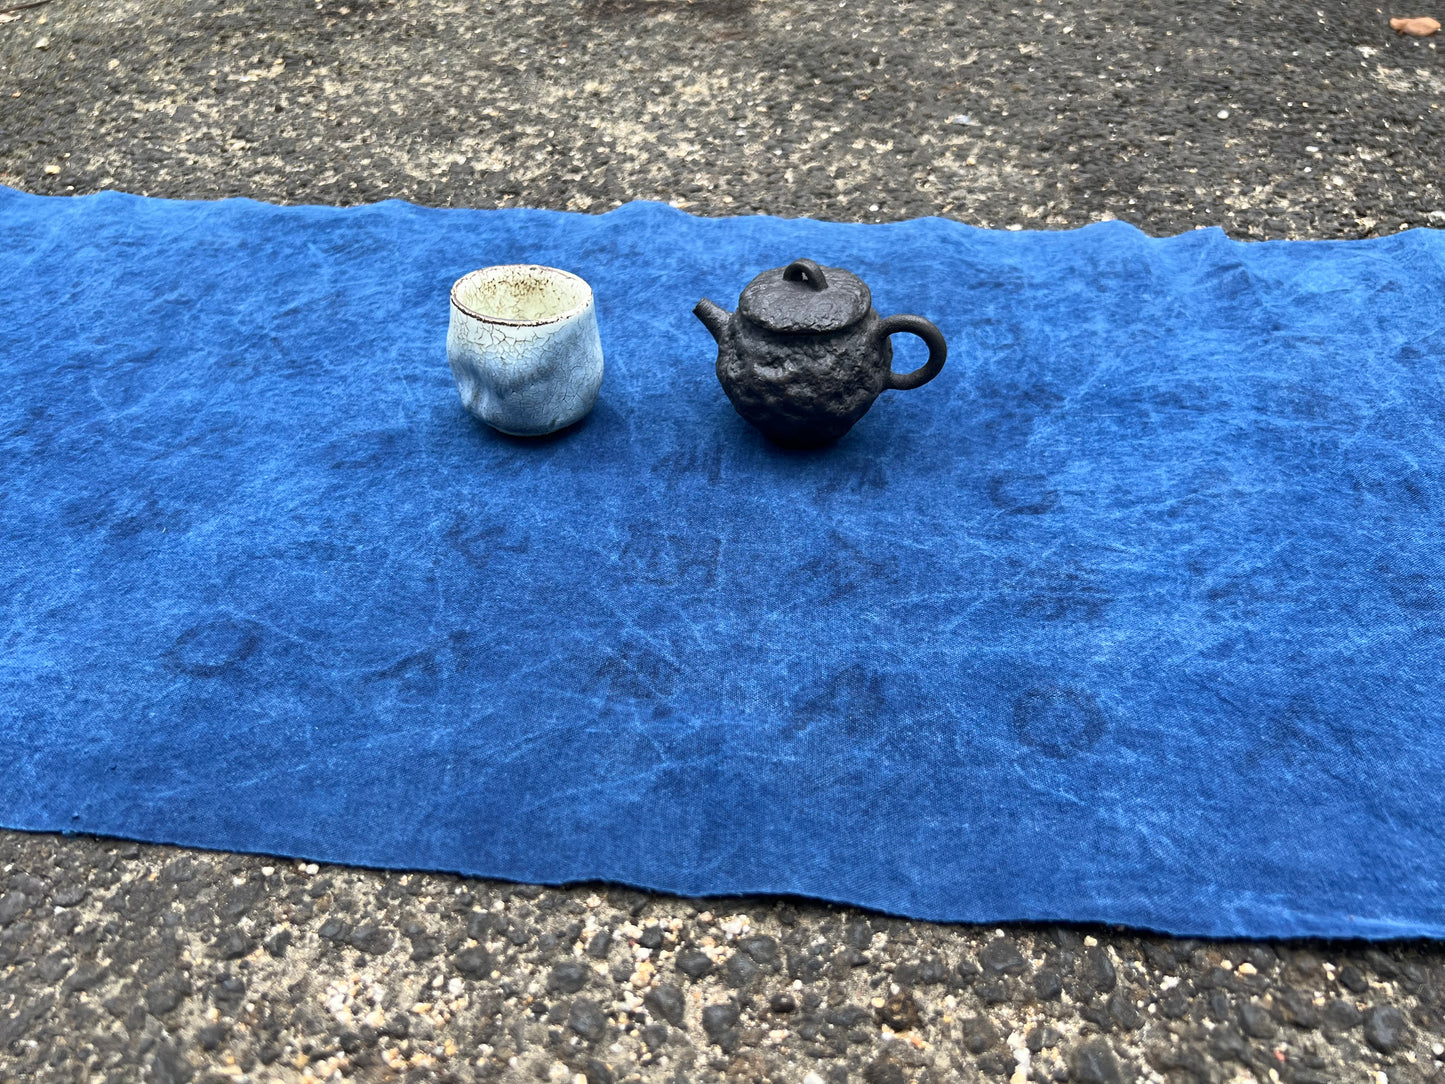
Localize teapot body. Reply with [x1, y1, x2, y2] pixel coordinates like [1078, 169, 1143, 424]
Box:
[715, 310, 893, 448]
[694, 259, 947, 448]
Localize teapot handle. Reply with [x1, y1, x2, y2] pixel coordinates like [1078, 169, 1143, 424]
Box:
[878, 314, 947, 391]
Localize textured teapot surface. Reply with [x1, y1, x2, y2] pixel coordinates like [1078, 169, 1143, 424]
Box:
[694, 259, 948, 448]
[736, 259, 871, 335]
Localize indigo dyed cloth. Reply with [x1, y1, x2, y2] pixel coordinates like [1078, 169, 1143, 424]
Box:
[2, 185, 1444, 939]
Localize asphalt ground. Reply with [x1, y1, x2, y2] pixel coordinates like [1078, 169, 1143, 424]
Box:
[1, 1, 1444, 1082]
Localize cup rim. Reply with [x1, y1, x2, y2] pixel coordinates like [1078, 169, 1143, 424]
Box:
[450, 264, 593, 327]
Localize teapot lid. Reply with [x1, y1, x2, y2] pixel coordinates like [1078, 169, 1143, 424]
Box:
[738, 259, 871, 334]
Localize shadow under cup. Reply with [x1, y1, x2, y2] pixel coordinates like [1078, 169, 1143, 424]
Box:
[446, 265, 605, 437]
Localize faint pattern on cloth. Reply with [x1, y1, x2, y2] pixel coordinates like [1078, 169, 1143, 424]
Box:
[1, 185, 1443, 938]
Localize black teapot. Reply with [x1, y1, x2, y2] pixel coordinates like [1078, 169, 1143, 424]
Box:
[694, 259, 947, 447]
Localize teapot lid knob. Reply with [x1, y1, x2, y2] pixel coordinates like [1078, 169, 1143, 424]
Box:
[782, 259, 829, 291]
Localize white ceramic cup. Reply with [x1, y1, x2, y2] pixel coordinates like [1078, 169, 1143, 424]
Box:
[447, 265, 604, 436]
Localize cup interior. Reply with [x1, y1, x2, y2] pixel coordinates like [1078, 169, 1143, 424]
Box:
[451, 265, 592, 325]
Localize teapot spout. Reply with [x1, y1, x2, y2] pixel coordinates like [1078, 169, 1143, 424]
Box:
[693, 298, 731, 345]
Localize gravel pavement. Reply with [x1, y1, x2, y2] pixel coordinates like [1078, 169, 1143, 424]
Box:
[2, 1, 1444, 1082]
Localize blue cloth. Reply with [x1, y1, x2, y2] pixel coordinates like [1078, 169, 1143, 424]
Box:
[2, 185, 1443, 939]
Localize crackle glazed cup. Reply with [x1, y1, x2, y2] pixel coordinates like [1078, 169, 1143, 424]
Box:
[447, 265, 604, 436]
